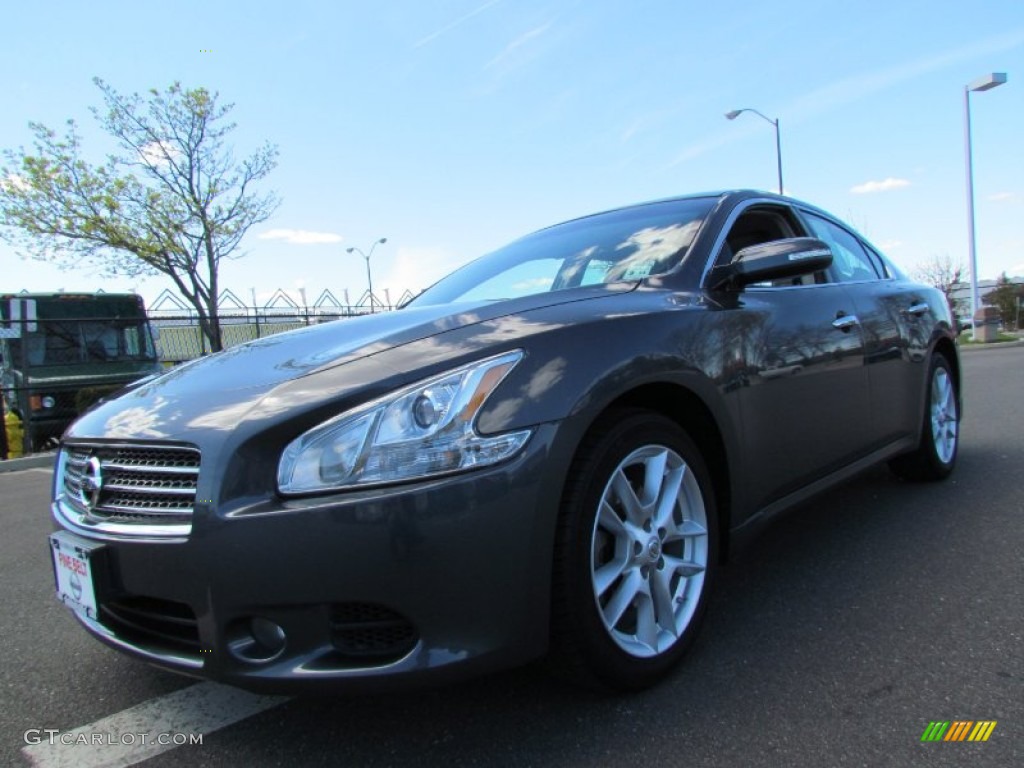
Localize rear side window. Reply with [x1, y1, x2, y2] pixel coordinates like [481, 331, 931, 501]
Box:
[862, 242, 896, 279]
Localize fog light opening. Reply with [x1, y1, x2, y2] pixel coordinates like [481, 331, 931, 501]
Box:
[225, 616, 287, 664]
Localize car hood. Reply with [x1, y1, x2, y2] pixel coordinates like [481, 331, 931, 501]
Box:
[65, 286, 633, 442]
[143, 300, 498, 396]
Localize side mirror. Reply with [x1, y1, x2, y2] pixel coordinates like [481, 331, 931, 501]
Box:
[708, 237, 833, 291]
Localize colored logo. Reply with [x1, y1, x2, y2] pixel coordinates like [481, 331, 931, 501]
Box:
[921, 721, 997, 742]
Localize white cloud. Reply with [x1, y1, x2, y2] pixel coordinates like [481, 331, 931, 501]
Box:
[139, 141, 181, 167]
[665, 134, 733, 170]
[620, 117, 644, 144]
[850, 178, 910, 195]
[988, 192, 1016, 202]
[258, 229, 343, 245]
[414, 0, 501, 48]
[485, 21, 552, 70]
[784, 28, 1024, 123]
[665, 28, 1024, 171]
[511, 276, 554, 292]
[878, 240, 903, 251]
[1, 173, 30, 192]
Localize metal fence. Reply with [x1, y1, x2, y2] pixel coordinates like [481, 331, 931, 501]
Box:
[1, 304, 399, 457]
[150, 305, 398, 363]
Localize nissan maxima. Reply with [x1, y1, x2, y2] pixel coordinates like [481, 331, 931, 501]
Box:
[49, 190, 961, 692]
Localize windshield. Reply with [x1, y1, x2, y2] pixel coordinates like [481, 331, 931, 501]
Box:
[11, 319, 157, 367]
[410, 198, 713, 307]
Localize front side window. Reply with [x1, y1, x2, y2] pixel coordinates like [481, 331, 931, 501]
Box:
[718, 204, 826, 287]
[801, 212, 880, 283]
[410, 199, 713, 306]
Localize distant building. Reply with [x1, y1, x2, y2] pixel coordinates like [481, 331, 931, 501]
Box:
[949, 277, 1024, 319]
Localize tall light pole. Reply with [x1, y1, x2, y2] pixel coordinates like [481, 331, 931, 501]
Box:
[725, 108, 783, 195]
[347, 237, 387, 313]
[964, 72, 1007, 321]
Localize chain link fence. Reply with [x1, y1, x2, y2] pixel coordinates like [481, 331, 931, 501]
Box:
[150, 305, 396, 364]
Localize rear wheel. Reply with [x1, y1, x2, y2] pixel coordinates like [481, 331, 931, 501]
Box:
[550, 410, 717, 691]
[888, 353, 959, 481]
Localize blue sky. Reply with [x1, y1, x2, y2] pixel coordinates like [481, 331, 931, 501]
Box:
[2, 0, 1022, 309]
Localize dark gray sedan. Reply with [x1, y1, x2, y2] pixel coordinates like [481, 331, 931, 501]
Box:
[48, 190, 960, 692]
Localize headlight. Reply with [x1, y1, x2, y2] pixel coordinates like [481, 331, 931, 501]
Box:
[277, 351, 531, 494]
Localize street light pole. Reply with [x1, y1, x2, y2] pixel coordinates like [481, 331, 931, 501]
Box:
[347, 237, 388, 313]
[725, 108, 783, 195]
[964, 73, 1008, 321]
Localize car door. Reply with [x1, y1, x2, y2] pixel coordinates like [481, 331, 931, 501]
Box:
[798, 211, 928, 448]
[708, 202, 871, 511]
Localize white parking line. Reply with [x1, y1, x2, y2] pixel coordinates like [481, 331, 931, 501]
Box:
[21, 682, 288, 767]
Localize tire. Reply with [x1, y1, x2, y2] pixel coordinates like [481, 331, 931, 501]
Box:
[549, 409, 717, 691]
[888, 353, 959, 481]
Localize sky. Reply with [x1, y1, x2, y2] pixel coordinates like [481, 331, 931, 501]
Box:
[2, 0, 1022, 311]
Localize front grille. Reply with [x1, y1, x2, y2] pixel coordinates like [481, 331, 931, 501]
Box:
[329, 603, 418, 664]
[100, 596, 201, 658]
[59, 443, 200, 536]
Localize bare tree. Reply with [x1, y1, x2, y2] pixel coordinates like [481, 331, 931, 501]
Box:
[0, 79, 279, 351]
[912, 253, 966, 318]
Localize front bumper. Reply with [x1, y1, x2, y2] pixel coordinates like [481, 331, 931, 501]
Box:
[52, 425, 563, 693]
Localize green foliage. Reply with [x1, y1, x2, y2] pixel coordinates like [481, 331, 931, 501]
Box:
[0, 79, 280, 351]
[982, 273, 1024, 330]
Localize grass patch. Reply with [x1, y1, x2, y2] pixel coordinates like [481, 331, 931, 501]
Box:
[958, 332, 1020, 345]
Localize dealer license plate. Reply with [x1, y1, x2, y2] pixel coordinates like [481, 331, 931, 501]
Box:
[50, 531, 101, 621]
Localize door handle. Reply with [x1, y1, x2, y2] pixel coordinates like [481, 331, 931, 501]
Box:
[832, 313, 860, 332]
[904, 302, 930, 317]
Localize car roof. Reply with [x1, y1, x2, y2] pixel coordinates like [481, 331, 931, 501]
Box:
[537, 189, 806, 232]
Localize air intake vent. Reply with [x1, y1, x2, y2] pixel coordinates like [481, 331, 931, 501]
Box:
[100, 595, 201, 658]
[329, 603, 418, 664]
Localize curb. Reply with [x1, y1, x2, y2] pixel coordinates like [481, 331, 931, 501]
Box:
[0, 452, 57, 473]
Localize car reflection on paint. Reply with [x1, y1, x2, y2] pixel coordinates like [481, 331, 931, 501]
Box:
[48, 190, 960, 693]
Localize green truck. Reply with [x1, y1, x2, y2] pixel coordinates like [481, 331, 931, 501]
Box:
[1, 293, 163, 453]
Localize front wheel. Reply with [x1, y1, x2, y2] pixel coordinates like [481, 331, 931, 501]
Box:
[549, 410, 717, 691]
[888, 353, 959, 481]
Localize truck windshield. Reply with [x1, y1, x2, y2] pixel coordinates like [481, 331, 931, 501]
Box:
[12, 319, 157, 367]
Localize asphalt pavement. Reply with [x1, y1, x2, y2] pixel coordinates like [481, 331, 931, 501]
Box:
[2, 346, 1021, 767]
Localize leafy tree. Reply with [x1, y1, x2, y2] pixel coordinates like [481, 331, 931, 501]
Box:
[982, 273, 1024, 330]
[0, 79, 279, 352]
[912, 253, 966, 318]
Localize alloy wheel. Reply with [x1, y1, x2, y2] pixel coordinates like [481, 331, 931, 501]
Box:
[589, 445, 709, 658]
